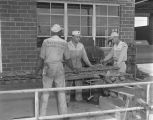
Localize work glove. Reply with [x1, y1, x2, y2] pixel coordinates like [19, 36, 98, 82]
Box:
[100, 59, 106, 65]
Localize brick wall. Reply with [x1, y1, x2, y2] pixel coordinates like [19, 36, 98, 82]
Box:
[0, 0, 37, 72]
[0, 0, 135, 72]
[119, 0, 135, 43]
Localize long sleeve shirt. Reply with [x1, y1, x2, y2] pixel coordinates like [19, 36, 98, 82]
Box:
[104, 41, 128, 66]
[40, 35, 70, 64]
[67, 41, 92, 69]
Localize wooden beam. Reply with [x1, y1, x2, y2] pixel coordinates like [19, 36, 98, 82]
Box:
[135, 9, 153, 13]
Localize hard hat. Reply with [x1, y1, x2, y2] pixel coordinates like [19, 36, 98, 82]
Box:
[51, 24, 63, 33]
[109, 32, 119, 39]
[110, 32, 119, 37]
[72, 30, 81, 36]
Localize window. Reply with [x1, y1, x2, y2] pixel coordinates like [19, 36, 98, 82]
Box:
[37, 2, 120, 47]
[67, 4, 92, 36]
[135, 17, 148, 27]
[37, 2, 64, 37]
[96, 5, 120, 47]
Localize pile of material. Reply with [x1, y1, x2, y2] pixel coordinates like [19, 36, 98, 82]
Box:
[66, 64, 119, 81]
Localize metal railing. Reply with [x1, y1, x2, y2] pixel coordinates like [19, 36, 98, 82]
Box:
[0, 79, 153, 120]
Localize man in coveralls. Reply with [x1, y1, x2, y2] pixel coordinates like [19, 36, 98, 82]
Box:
[101, 32, 128, 73]
[67, 31, 93, 102]
[38, 24, 75, 119]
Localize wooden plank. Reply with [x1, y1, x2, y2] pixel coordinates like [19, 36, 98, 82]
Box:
[110, 88, 134, 98]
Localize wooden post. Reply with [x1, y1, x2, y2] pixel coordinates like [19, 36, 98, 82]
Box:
[115, 106, 121, 120]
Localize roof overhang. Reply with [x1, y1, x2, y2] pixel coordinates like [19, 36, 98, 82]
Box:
[135, 0, 153, 13]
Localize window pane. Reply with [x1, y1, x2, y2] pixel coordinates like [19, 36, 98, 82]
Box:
[96, 5, 107, 16]
[81, 16, 92, 26]
[68, 4, 80, 15]
[38, 26, 50, 36]
[108, 6, 119, 16]
[108, 17, 120, 26]
[96, 17, 107, 26]
[38, 15, 50, 25]
[96, 27, 107, 36]
[51, 3, 64, 14]
[37, 2, 50, 13]
[68, 16, 80, 26]
[67, 37, 94, 47]
[81, 4, 93, 15]
[81, 27, 92, 36]
[51, 15, 64, 26]
[95, 37, 106, 47]
[80, 37, 94, 47]
[68, 26, 80, 36]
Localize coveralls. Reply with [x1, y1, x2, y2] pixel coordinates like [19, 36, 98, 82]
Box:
[40, 35, 70, 116]
[105, 41, 128, 73]
[67, 41, 92, 101]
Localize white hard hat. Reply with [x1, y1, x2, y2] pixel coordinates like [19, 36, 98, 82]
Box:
[51, 24, 63, 33]
[72, 30, 81, 36]
[109, 32, 119, 39]
[110, 32, 119, 37]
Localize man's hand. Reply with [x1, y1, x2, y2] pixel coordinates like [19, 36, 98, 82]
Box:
[89, 64, 94, 68]
[34, 67, 41, 75]
[113, 63, 119, 68]
[113, 57, 118, 62]
[73, 68, 80, 74]
[100, 59, 106, 65]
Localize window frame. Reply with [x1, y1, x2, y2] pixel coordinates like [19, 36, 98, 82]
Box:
[37, 1, 120, 47]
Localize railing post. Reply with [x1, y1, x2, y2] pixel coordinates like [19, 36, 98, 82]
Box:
[146, 83, 150, 120]
[35, 91, 39, 120]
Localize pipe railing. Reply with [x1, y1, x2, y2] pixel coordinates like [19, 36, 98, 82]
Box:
[14, 107, 146, 120]
[0, 79, 152, 120]
[0, 81, 153, 94]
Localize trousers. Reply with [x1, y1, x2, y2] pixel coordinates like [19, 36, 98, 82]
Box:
[66, 80, 83, 103]
[40, 62, 68, 116]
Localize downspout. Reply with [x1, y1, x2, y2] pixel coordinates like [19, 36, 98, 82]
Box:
[0, 20, 2, 74]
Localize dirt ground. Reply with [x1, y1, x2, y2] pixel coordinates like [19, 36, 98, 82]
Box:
[0, 93, 116, 120]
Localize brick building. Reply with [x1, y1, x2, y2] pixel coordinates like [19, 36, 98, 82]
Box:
[0, 0, 135, 72]
[135, 0, 153, 45]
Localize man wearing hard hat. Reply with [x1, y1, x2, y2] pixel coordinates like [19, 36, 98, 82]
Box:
[37, 24, 75, 119]
[101, 32, 128, 73]
[67, 30, 93, 102]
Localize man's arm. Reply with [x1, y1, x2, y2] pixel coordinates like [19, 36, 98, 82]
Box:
[117, 44, 128, 66]
[82, 46, 92, 67]
[64, 44, 78, 72]
[35, 57, 44, 74]
[103, 47, 114, 62]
